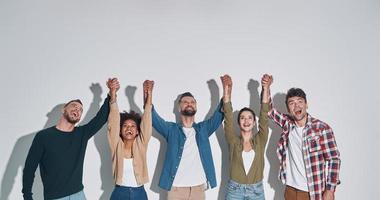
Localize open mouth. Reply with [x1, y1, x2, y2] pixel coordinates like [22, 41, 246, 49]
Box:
[71, 112, 78, 118]
[295, 110, 302, 115]
[126, 131, 133, 135]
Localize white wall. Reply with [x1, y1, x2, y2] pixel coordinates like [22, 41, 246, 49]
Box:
[1, 0, 379, 199]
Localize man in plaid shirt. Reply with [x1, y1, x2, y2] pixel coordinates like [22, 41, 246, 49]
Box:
[262, 74, 341, 200]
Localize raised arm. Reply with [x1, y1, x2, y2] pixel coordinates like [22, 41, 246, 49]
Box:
[82, 78, 119, 139]
[256, 74, 272, 142]
[106, 78, 120, 154]
[221, 74, 238, 144]
[265, 75, 290, 128]
[140, 80, 154, 145]
[151, 81, 171, 140]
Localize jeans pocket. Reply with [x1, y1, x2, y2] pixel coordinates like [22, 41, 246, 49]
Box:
[253, 183, 264, 197]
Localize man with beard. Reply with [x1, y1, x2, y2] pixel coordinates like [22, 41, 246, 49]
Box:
[22, 78, 120, 200]
[266, 75, 341, 200]
[152, 90, 225, 200]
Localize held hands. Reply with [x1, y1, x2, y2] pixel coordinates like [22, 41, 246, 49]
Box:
[261, 74, 273, 90]
[220, 74, 232, 103]
[143, 80, 154, 105]
[261, 74, 272, 104]
[106, 78, 120, 102]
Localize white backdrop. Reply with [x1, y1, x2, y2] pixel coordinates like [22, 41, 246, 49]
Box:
[1, 0, 379, 199]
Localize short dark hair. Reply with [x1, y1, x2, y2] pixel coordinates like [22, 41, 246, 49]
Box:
[178, 92, 196, 104]
[237, 107, 256, 124]
[286, 88, 307, 105]
[64, 99, 83, 108]
[120, 110, 141, 134]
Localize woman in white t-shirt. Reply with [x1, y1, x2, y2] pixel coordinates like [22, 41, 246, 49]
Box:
[107, 80, 154, 200]
[220, 74, 272, 200]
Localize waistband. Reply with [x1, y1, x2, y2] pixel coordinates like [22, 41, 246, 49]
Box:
[228, 180, 263, 188]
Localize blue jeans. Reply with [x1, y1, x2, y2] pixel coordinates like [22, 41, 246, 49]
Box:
[53, 190, 86, 200]
[226, 180, 265, 200]
[110, 185, 148, 200]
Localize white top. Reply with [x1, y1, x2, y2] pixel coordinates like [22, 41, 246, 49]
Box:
[121, 158, 141, 187]
[285, 126, 309, 191]
[172, 127, 207, 187]
[242, 149, 255, 175]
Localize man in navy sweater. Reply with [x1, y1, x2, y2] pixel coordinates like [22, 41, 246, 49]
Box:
[22, 78, 119, 200]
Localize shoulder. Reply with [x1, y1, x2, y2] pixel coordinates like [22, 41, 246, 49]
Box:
[310, 116, 332, 131]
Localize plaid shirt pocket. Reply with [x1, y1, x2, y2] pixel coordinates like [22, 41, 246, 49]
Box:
[307, 136, 321, 152]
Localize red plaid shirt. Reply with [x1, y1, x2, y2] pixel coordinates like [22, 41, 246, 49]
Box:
[268, 108, 341, 200]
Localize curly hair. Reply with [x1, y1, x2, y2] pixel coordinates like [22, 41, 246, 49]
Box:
[120, 110, 141, 135]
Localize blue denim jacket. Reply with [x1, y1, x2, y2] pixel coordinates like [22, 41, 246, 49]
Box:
[152, 102, 224, 191]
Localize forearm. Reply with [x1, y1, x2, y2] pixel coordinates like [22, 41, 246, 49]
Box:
[206, 100, 224, 135]
[257, 103, 270, 142]
[268, 107, 287, 128]
[326, 158, 341, 190]
[83, 95, 111, 137]
[152, 106, 169, 139]
[261, 86, 270, 104]
[223, 102, 238, 143]
[323, 129, 341, 190]
[140, 104, 153, 144]
[107, 101, 120, 151]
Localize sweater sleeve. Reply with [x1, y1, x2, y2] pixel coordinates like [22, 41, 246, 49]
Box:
[82, 95, 110, 139]
[22, 133, 44, 200]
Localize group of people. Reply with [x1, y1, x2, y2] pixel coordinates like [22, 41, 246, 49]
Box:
[22, 74, 341, 200]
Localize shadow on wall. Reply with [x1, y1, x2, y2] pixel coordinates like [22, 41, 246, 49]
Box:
[266, 92, 287, 200]
[0, 103, 64, 200]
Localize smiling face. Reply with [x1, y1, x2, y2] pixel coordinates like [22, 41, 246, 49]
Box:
[179, 96, 197, 117]
[120, 119, 139, 141]
[287, 96, 308, 124]
[63, 102, 83, 124]
[239, 110, 256, 133]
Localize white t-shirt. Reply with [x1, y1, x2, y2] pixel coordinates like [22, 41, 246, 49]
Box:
[172, 127, 207, 187]
[285, 126, 309, 191]
[121, 158, 141, 187]
[242, 149, 255, 175]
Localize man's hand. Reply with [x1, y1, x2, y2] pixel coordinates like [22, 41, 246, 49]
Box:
[261, 74, 273, 103]
[106, 78, 120, 102]
[220, 74, 232, 103]
[143, 80, 154, 105]
[323, 190, 335, 200]
[261, 74, 273, 89]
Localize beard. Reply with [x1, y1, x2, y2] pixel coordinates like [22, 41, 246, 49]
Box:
[181, 108, 196, 116]
[63, 111, 80, 124]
